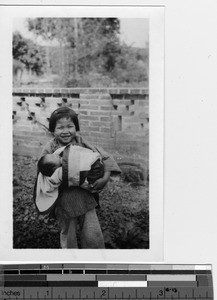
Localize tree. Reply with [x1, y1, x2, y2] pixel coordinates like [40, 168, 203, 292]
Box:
[25, 18, 148, 87]
[26, 18, 121, 84]
[111, 43, 149, 86]
[13, 31, 29, 60]
[13, 31, 46, 76]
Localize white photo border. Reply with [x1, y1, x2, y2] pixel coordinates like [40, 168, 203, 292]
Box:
[0, 5, 164, 262]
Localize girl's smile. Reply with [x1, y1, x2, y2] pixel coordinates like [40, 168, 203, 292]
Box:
[54, 117, 76, 145]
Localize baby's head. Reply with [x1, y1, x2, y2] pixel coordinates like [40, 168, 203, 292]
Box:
[38, 153, 62, 177]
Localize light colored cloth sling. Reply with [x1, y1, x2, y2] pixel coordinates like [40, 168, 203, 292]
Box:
[35, 145, 101, 214]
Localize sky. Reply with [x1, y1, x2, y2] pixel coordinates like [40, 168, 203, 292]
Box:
[13, 18, 149, 49]
[120, 19, 149, 48]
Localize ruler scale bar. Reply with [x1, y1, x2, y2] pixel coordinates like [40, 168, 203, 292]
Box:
[47, 275, 96, 281]
[0, 264, 213, 300]
[4, 275, 47, 281]
[39, 270, 63, 274]
[98, 281, 148, 287]
[97, 275, 147, 281]
[1, 287, 214, 298]
[0, 265, 212, 272]
[2, 269, 212, 275]
[19, 270, 40, 274]
[85, 270, 107, 274]
[147, 275, 197, 281]
[64, 270, 84, 274]
[147, 281, 198, 287]
[3, 271, 20, 275]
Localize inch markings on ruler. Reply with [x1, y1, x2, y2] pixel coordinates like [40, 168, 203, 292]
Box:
[0, 264, 213, 300]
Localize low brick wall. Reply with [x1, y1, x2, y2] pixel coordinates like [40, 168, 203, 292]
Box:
[13, 88, 149, 170]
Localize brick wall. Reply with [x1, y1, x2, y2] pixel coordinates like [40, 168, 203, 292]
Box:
[13, 88, 149, 169]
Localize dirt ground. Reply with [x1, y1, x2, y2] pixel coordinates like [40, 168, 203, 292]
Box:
[13, 155, 149, 249]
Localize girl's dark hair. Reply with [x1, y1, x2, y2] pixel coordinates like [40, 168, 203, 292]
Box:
[49, 107, 80, 132]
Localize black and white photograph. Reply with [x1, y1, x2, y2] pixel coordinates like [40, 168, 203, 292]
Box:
[2, 0, 217, 293]
[0, 5, 164, 261]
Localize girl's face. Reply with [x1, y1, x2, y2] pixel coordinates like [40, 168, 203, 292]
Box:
[54, 117, 76, 145]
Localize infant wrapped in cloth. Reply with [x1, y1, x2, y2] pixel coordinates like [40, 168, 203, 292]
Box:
[35, 144, 104, 214]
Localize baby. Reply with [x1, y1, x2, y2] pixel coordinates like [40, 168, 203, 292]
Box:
[38, 146, 104, 189]
[38, 153, 62, 177]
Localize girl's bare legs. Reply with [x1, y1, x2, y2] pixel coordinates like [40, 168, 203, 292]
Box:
[57, 208, 104, 248]
[79, 209, 105, 249]
[58, 215, 78, 248]
[67, 218, 78, 248]
[59, 218, 69, 249]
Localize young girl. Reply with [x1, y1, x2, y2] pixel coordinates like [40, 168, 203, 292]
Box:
[38, 106, 121, 249]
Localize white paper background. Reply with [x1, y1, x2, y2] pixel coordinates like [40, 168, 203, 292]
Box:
[1, 0, 217, 295]
[164, 0, 217, 293]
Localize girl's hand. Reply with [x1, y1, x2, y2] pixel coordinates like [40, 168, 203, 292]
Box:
[91, 171, 111, 191]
